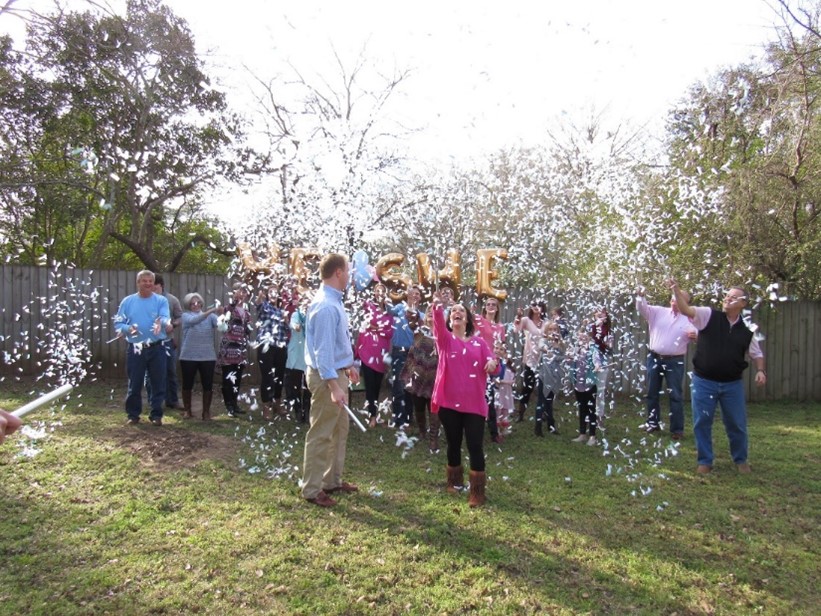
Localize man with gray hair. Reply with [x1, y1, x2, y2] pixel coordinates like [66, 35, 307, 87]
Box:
[668, 279, 766, 475]
[114, 270, 173, 426]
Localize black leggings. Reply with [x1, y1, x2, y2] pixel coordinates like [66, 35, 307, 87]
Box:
[284, 368, 311, 415]
[518, 365, 538, 404]
[361, 364, 385, 418]
[259, 345, 287, 402]
[575, 387, 597, 436]
[486, 382, 499, 438]
[411, 394, 430, 432]
[180, 360, 215, 391]
[221, 364, 244, 408]
[438, 407, 486, 472]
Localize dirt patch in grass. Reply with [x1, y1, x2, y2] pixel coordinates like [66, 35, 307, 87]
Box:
[107, 425, 239, 470]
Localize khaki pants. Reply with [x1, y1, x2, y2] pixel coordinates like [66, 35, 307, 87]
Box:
[301, 368, 350, 499]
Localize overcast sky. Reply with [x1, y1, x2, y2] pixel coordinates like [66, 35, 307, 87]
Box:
[168, 0, 782, 161]
[3, 0, 783, 161]
[1, 0, 787, 222]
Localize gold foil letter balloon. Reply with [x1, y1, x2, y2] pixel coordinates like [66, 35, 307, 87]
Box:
[237, 242, 281, 287]
[475, 248, 508, 301]
[438, 249, 462, 300]
[375, 253, 412, 302]
[415, 253, 435, 300]
[289, 247, 322, 293]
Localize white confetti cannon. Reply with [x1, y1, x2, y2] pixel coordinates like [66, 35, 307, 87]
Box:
[343, 405, 367, 433]
[12, 383, 74, 419]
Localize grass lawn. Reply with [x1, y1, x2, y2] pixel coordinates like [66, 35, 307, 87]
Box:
[0, 379, 818, 615]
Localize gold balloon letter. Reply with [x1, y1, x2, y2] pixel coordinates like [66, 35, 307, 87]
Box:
[415, 253, 435, 299]
[376, 253, 412, 302]
[476, 248, 508, 301]
[237, 242, 281, 287]
[289, 247, 322, 293]
[438, 249, 462, 300]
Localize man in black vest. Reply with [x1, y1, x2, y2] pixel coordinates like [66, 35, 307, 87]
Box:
[668, 280, 766, 475]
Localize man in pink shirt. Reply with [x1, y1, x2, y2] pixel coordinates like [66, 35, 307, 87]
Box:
[637, 287, 694, 439]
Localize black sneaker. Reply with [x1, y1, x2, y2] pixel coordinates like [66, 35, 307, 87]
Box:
[126, 417, 140, 425]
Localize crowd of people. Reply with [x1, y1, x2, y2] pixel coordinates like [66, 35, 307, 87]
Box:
[108, 262, 766, 508]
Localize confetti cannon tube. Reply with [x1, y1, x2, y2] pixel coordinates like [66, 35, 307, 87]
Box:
[343, 405, 368, 433]
[12, 384, 74, 419]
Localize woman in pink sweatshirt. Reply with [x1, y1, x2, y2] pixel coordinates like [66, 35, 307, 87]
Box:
[431, 295, 498, 507]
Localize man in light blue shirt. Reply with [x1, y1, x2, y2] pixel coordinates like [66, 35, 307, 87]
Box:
[301, 254, 361, 507]
[114, 270, 172, 426]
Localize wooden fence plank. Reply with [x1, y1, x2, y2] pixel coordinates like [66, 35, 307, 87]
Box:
[1, 265, 819, 400]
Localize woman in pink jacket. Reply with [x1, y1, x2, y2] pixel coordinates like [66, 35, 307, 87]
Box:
[431, 294, 498, 507]
[355, 283, 394, 428]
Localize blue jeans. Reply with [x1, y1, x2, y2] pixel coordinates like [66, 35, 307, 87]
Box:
[126, 342, 166, 421]
[145, 341, 179, 406]
[390, 348, 411, 426]
[690, 374, 748, 466]
[645, 353, 685, 433]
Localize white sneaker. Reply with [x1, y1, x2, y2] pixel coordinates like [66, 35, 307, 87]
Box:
[586, 436, 598, 446]
[571, 434, 588, 443]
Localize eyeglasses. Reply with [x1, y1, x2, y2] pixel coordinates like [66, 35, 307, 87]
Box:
[191, 300, 203, 306]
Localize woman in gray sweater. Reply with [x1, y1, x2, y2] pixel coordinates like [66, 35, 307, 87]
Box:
[179, 293, 223, 420]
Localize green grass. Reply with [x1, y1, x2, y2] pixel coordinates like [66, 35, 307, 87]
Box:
[1, 379, 818, 615]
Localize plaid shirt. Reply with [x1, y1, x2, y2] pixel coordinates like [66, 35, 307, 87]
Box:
[256, 301, 288, 350]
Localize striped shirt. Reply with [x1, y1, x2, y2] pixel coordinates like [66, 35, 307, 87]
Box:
[179, 311, 219, 361]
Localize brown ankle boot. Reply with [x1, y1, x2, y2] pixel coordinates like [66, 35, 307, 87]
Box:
[182, 390, 193, 419]
[468, 470, 486, 508]
[446, 465, 464, 494]
[202, 391, 213, 421]
[429, 412, 440, 453]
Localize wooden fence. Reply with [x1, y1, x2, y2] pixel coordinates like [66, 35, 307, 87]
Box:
[2, 265, 820, 401]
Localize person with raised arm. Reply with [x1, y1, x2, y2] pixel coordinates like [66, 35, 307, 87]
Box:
[431, 291, 499, 507]
[114, 269, 172, 426]
[179, 293, 223, 420]
[668, 279, 766, 475]
[355, 282, 394, 429]
[474, 296, 507, 444]
[636, 286, 695, 439]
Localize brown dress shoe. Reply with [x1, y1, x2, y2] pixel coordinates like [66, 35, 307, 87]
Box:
[696, 464, 712, 474]
[306, 491, 336, 507]
[325, 481, 358, 494]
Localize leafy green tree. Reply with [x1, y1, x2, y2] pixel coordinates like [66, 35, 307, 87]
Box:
[0, 0, 255, 273]
[661, 1, 821, 299]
